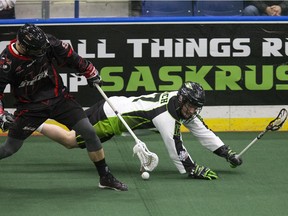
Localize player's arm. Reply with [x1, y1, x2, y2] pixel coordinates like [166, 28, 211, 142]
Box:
[0, 47, 17, 132]
[184, 116, 225, 151]
[37, 123, 78, 149]
[184, 116, 242, 167]
[0, 63, 15, 132]
[49, 34, 101, 88]
[153, 114, 217, 180]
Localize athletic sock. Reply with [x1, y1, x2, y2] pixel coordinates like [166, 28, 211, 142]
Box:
[94, 159, 109, 177]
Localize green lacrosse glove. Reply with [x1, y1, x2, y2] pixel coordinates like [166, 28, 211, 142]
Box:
[188, 164, 218, 180]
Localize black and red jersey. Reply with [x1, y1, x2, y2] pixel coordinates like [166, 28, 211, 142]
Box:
[0, 34, 90, 110]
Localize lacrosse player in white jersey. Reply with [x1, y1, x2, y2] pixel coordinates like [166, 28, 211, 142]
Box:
[8, 82, 243, 180]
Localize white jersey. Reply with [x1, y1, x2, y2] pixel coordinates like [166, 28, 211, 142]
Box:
[101, 91, 225, 174]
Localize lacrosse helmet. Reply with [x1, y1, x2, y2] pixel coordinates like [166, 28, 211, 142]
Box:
[17, 23, 50, 58]
[177, 82, 205, 119]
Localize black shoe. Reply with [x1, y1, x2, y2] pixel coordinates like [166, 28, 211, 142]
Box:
[99, 173, 128, 191]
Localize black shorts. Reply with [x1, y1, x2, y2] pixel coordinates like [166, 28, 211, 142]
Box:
[9, 95, 87, 140]
[85, 99, 106, 125]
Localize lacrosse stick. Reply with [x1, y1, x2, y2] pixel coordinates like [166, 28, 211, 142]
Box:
[236, 108, 287, 159]
[95, 84, 159, 172]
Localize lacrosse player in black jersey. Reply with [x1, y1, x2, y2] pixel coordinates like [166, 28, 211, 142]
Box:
[29, 82, 243, 180]
[0, 23, 127, 191]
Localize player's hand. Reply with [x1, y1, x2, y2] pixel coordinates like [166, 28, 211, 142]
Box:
[87, 74, 102, 88]
[0, 111, 15, 132]
[225, 148, 243, 168]
[227, 152, 243, 168]
[188, 164, 218, 180]
[84, 63, 103, 88]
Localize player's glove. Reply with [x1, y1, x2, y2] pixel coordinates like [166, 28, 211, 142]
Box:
[213, 145, 243, 168]
[0, 111, 15, 132]
[188, 164, 218, 180]
[84, 62, 102, 88]
[227, 149, 243, 168]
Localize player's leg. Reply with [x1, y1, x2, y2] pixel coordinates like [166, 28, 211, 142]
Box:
[71, 116, 128, 191]
[54, 97, 128, 191]
[0, 110, 46, 159]
[0, 137, 24, 159]
[40, 102, 115, 149]
[37, 118, 115, 150]
[37, 123, 78, 149]
[76, 99, 115, 147]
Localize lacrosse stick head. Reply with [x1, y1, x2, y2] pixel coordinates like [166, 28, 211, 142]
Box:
[133, 140, 159, 172]
[266, 108, 288, 131]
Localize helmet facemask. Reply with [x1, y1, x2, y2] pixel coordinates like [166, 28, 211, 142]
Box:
[177, 82, 205, 121]
[178, 95, 203, 120]
[17, 24, 50, 59]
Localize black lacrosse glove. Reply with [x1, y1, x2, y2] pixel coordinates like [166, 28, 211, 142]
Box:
[84, 62, 102, 88]
[214, 145, 243, 168]
[87, 74, 102, 88]
[188, 164, 218, 180]
[227, 149, 242, 168]
[0, 111, 15, 132]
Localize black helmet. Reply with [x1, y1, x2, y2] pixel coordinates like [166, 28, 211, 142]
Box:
[177, 82, 205, 107]
[17, 23, 49, 58]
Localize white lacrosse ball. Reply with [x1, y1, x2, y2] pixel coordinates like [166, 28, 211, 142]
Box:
[141, 171, 150, 180]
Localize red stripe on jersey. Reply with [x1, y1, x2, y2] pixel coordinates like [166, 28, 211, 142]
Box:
[0, 99, 3, 114]
[15, 109, 28, 121]
[67, 47, 73, 57]
[51, 64, 59, 97]
[18, 96, 30, 103]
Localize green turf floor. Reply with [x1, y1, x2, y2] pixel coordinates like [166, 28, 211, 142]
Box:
[0, 132, 287, 216]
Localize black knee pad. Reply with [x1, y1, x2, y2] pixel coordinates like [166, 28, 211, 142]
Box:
[73, 118, 102, 152]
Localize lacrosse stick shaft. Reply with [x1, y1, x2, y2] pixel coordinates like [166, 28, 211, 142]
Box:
[236, 108, 287, 159]
[95, 85, 139, 142]
[236, 130, 268, 158]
